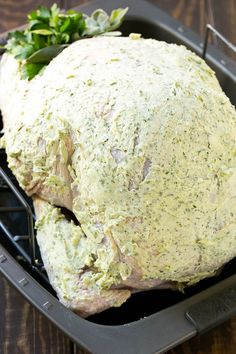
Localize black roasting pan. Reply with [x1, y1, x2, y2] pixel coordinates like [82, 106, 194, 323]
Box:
[0, 0, 236, 353]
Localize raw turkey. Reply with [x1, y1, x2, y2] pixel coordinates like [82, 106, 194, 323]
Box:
[1, 35, 236, 317]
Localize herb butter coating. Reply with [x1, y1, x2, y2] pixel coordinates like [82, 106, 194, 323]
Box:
[1, 36, 236, 315]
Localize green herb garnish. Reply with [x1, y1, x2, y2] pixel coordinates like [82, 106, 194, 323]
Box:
[5, 4, 128, 80]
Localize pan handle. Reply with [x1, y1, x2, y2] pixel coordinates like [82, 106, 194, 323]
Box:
[186, 281, 236, 334]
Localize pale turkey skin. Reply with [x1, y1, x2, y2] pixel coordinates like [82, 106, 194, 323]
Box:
[1, 35, 236, 316]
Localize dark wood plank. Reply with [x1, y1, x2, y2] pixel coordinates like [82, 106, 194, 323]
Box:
[0, 1, 236, 354]
[0, 274, 72, 354]
[0, 0, 58, 33]
[64, 0, 89, 10]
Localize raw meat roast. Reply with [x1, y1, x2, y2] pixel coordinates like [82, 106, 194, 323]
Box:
[1, 35, 236, 317]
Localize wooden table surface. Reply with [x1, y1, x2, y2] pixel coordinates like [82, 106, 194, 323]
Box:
[0, 0, 236, 353]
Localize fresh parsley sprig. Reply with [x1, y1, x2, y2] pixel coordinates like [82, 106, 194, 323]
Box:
[5, 4, 128, 80]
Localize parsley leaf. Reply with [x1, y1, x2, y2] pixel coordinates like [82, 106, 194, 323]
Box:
[21, 62, 45, 80]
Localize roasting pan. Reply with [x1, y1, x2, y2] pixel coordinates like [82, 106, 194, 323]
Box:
[0, 0, 236, 353]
